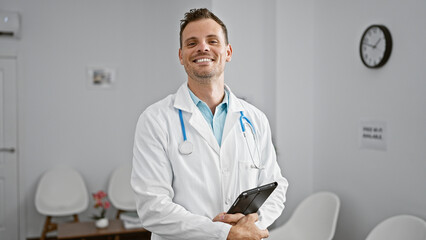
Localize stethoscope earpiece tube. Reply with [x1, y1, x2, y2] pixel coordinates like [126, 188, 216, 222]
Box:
[239, 111, 255, 134]
[240, 111, 263, 170]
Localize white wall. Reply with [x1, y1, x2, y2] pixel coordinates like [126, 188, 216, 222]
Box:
[311, 0, 426, 239]
[1, 0, 277, 239]
[276, 0, 426, 239]
[275, 0, 315, 227]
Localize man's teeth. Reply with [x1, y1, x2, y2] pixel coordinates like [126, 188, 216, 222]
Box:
[195, 58, 213, 63]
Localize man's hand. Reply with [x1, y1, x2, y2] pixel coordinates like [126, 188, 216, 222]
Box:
[225, 213, 269, 240]
[213, 212, 244, 226]
[213, 212, 268, 239]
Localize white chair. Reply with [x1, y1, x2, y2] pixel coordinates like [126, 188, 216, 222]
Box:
[365, 215, 426, 240]
[35, 167, 89, 240]
[268, 192, 340, 240]
[108, 163, 137, 218]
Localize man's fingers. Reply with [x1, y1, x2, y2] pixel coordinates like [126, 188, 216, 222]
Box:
[259, 229, 269, 239]
[212, 212, 226, 222]
[213, 213, 245, 225]
[223, 213, 245, 224]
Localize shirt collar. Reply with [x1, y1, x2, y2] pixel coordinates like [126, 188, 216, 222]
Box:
[188, 86, 229, 109]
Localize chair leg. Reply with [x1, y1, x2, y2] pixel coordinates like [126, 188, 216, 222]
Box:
[116, 209, 123, 219]
[40, 216, 52, 240]
[41, 215, 77, 240]
[40, 216, 58, 240]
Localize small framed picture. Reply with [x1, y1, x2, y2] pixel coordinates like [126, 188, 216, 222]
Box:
[87, 67, 116, 89]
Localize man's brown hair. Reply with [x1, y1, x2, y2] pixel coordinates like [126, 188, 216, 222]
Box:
[179, 8, 229, 48]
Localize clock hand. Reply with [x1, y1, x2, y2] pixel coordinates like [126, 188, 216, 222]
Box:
[362, 42, 375, 48]
[373, 38, 382, 48]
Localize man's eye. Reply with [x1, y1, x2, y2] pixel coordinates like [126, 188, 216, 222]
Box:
[210, 40, 218, 44]
[187, 42, 196, 47]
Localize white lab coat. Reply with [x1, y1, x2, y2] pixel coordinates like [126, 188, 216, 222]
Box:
[131, 83, 288, 240]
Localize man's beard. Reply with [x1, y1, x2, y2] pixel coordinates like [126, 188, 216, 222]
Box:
[185, 66, 216, 85]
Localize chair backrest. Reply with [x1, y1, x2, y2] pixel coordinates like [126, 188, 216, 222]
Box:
[269, 191, 340, 240]
[365, 215, 426, 240]
[35, 167, 89, 216]
[108, 163, 136, 211]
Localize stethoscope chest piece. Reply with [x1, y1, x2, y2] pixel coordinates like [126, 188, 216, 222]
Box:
[179, 141, 193, 155]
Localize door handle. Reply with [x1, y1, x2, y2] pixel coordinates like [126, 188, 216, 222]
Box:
[0, 148, 15, 153]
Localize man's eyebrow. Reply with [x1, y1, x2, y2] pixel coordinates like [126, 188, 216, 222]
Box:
[184, 37, 197, 43]
[184, 35, 220, 43]
[206, 34, 219, 39]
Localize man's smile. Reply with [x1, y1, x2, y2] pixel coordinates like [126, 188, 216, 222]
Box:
[193, 58, 214, 63]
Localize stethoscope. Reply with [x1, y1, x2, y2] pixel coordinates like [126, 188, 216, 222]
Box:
[178, 109, 264, 169]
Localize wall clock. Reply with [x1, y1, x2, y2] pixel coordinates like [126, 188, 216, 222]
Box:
[359, 25, 392, 68]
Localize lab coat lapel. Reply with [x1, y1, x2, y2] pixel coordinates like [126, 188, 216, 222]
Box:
[173, 83, 220, 155]
[189, 110, 220, 154]
[222, 85, 245, 144]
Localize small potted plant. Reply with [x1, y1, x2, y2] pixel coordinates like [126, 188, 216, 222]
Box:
[92, 190, 111, 228]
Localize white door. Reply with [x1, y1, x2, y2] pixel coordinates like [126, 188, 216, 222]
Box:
[0, 58, 19, 240]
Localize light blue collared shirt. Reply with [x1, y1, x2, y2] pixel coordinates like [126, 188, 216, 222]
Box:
[188, 88, 229, 146]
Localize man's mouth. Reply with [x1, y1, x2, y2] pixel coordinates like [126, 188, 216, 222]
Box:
[193, 58, 213, 63]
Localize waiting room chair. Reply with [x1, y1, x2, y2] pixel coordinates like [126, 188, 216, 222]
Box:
[268, 191, 340, 240]
[35, 167, 89, 240]
[108, 163, 137, 218]
[365, 215, 426, 240]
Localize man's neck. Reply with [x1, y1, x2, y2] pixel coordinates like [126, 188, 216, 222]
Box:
[188, 78, 225, 114]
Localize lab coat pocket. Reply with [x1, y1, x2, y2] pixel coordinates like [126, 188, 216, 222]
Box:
[238, 161, 260, 190]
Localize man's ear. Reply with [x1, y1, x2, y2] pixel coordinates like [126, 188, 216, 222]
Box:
[226, 44, 233, 62]
[179, 48, 184, 65]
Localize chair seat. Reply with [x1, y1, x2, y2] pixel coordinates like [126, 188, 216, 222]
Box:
[35, 167, 89, 240]
[268, 192, 340, 240]
[35, 167, 89, 216]
[108, 163, 136, 212]
[365, 215, 426, 240]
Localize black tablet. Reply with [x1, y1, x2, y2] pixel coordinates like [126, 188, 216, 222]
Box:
[227, 182, 278, 215]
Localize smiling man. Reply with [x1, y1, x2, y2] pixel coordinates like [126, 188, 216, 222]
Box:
[131, 8, 288, 240]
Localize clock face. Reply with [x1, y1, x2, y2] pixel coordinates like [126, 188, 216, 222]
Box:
[360, 25, 392, 68]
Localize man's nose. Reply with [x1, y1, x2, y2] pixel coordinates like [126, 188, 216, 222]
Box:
[197, 41, 210, 52]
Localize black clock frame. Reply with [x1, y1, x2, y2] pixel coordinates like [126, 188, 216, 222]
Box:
[359, 24, 393, 68]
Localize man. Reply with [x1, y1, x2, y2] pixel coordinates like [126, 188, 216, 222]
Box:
[131, 8, 288, 240]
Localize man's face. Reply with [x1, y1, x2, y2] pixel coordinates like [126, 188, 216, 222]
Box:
[179, 18, 232, 83]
